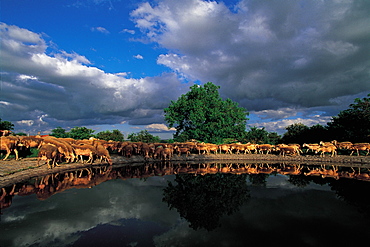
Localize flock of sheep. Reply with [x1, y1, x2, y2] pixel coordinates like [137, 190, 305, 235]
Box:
[1, 136, 112, 168]
[1, 134, 370, 169]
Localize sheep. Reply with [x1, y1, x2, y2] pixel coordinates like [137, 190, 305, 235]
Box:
[38, 144, 61, 169]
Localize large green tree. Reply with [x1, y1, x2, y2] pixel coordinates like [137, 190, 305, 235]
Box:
[328, 93, 370, 142]
[164, 82, 249, 143]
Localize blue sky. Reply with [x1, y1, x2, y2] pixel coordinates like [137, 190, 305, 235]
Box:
[1, 0, 168, 76]
[1, 0, 369, 139]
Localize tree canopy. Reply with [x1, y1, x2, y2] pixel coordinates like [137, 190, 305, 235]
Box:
[66, 127, 95, 140]
[328, 93, 370, 142]
[50, 127, 69, 138]
[164, 82, 249, 143]
[50, 127, 124, 141]
[243, 126, 280, 144]
[0, 119, 14, 130]
[96, 129, 124, 142]
[281, 123, 331, 145]
[280, 95, 370, 144]
[127, 130, 160, 143]
[281, 123, 310, 144]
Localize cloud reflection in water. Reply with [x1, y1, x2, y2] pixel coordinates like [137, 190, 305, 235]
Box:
[0, 163, 369, 247]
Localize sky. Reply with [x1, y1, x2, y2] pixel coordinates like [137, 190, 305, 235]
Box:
[1, 0, 369, 139]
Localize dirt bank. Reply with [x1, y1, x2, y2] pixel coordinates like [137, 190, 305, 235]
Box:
[1, 153, 370, 187]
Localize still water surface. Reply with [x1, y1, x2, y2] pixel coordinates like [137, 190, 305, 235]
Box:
[1, 163, 369, 247]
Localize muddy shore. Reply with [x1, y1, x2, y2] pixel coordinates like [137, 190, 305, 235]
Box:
[1, 153, 370, 187]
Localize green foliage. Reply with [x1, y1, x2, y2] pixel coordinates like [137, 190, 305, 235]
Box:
[50, 127, 69, 138]
[68, 126, 95, 140]
[328, 93, 370, 142]
[305, 124, 330, 143]
[281, 123, 330, 144]
[0, 119, 14, 130]
[267, 132, 281, 145]
[280, 94, 370, 144]
[51, 127, 124, 141]
[221, 138, 239, 144]
[164, 139, 175, 143]
[127, 130, 160, 143]
[96, 129, 124, 142]
[164, 82, 249, 143]
[14, 132, 27, 136]
[282, 123, 309, 144]
[243, 126, 280, 144]
[29, 148, 39, 157]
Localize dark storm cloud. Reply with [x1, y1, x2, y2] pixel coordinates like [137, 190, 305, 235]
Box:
[133, 0, 370, 128]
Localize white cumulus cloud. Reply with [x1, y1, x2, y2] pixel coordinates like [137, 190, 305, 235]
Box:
[134, 54, 144, 59]
[0, 23, 188, 133]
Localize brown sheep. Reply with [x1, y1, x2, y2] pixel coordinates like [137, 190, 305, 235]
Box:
[38, 144, 61, 169]
[153, 146, 164, 159]
[20, 136, 43, 148]
[302, 143, 321, 153]
[94, 143, 112, 165]
[349, 143, 370, 156]
[276, 144, 301, 156]
[72, 144, 96, 164]
[122, 144, 134, 158]
[174, 146, 191, 156]
[1, 136, 20, 160]
[161, 147, 173, 160]
[316, 145, 337, 157]
[257, 144, 274, 154]
[41, 137, 75, 163]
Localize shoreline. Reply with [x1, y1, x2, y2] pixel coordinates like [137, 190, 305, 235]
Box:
[1, 153, 370, 187]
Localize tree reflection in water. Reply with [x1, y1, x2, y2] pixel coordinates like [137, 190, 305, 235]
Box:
[1, 162, 370, 247]
[163, 173, 250, 231]
[328, 178, 370, 215]
[287, 174, 311, 188]
[248, 173, 269, 186]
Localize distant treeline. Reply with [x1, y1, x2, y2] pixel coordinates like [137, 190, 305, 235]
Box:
[1, 93, 369, 145]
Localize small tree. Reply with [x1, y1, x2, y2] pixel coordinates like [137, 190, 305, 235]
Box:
[305, 124, 330, 143]
[68, 127, 95, 140]
[50, 127, 69, 138]
[244, 127, 269, 144]
[242, 127, 281, 144]
[128, 130, 160, 143]
[164, 82, 249, 143]
[0, 119, 14, 131]
[267, 132, 281, 145]
[281, 123, 309, 144]
[96, 129, 124, 142]
[14, 132, 27, 136]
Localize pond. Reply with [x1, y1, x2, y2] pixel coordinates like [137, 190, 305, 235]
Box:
[1, 162, 370, 247]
